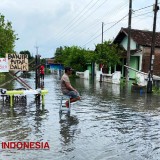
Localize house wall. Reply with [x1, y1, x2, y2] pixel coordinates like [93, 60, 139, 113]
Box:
[114, 29, 160, 79]
[49, 64, 64, 70]
[120, 37, 141, 79]
[142, 47, 160, 76]
[121, 37, 137, 50]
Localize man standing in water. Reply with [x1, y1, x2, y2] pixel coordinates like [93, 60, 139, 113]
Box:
[40, 64, 45, 81]
[61, 67, 80, 108]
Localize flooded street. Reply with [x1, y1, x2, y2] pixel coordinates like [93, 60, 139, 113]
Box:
[1, 73, 160, 160]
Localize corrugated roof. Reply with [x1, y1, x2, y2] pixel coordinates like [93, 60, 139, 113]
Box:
[114, 28, 160, 47]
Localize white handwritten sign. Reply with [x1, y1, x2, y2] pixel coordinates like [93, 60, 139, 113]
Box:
[7, 54, 28, 71]
[0, 58, 9, 72]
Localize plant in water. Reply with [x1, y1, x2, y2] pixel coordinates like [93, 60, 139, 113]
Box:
[120, 78, 126, 87]
[152, 86, 160, 94]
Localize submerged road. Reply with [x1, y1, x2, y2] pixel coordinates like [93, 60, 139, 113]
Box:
[0, 73, 160, 160]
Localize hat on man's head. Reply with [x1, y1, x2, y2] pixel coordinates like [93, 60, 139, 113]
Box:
[65, 66, 74, 72]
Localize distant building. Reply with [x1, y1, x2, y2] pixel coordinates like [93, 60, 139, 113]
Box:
[46, 58, 55, 65]
[113, 27, 160, 79]
[45, 58, 64, 70]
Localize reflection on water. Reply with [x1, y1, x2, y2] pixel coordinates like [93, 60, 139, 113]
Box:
[59, 116, 79, 146]
[0, 73, 160, 160]
[40, 81, 44, 89]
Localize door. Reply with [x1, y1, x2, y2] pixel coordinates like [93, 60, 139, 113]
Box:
[129, 56, 139, 79]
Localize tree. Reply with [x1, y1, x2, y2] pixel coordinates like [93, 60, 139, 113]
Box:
[65, 46, 88, 71]
[40, 58, 46, 64]
[20, 50, 32, 59]
[54, 46, 92, 71]
[0, 14, 17, 57]
[54, 46, 66, 64]
[95, 40, 123, 67]
[84, 50, 96, 63]
[54, 41, 123, 72]
[55, 46, 63, 57]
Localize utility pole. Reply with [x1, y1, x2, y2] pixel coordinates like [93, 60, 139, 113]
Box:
[35, 45, 40, 89]
[35, 46, 39, 55]
[147, 0, 159, 93]
[126, 0, 132, 81]
[102, 22, 104, 44]
[99, 22, 104, 82]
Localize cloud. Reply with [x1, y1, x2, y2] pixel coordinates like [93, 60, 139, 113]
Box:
[0, 0, 158, 58]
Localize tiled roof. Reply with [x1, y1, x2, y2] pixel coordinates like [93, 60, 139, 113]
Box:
[114, 28, 160, 47]
[46, 59, 55, 64]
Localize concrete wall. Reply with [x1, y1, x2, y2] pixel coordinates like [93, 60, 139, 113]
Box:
[121, 36, 137, 50]
[96, 71, 121, 84]
[76, 70, 89, 79]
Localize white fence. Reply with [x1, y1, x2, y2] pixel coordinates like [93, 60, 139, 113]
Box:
[76, 70, 89, 79]
[96, 71, 121, 84]
[124, 65, 160, 86]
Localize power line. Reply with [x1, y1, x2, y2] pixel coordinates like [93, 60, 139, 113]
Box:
[56, 1, 157, 49]
[58, 0, 109, 41]
[56, 0, 102, 40]
[55, 0, 129, 46]
[83, 10, 153, 47]
[133, 2, 160, 12]
[70, 0, 129, 40]
[82, 14, 128, 47]
[134, 4, 153, 12]
[82, 4, 156, 48]
[55, 0, 94, 38]
[59, 0, 130, 44]
[133, 11, 153, 18]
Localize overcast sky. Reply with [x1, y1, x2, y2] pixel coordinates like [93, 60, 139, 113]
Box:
[0, 0, 159, 58]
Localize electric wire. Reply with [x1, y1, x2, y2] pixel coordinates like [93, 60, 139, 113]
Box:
[82, 10, 154, 47]
[58, 0, 109, 41]
[58, 0, 129, 44]
[55, 1, 158, 50]
[55, 0, 94, 38]
[56, 0, 102, 40]
[82, 14, 128, 47]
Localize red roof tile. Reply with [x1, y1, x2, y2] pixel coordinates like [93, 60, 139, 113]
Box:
[114, 28, 160, 47]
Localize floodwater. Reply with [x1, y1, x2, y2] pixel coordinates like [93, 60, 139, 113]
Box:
[0, 73, 160, 160]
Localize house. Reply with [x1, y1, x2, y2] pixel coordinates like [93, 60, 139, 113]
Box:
[113, 27, 160, 79]
[45, 58, 64, 70]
